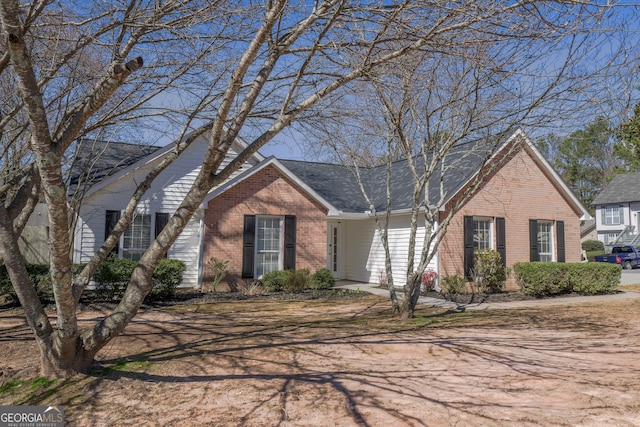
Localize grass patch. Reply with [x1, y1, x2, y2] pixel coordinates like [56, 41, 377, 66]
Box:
[0, 377, 60, 405]
[91, 359, 153, 376]
[0, 378, 28, 395]
[618, 283, 640, 292]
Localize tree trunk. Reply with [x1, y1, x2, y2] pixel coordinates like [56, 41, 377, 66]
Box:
[39, 334, 96, 377]
[399, 273, 421, 320]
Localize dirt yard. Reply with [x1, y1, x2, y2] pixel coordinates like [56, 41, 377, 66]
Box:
[1, 295, 640, 426]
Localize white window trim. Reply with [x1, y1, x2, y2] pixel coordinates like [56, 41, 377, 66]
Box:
[473, 217, 493, 251]
[602, 205, 624, 226]
[122, 212, 152, 261]
[537, 220, 554, 262]
[255, 215, 284, 277]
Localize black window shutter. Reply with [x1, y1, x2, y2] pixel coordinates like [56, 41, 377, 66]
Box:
[529, 219, 539, 262]
[463, 216, 474, 279]
[155, 213, 170, 237]
[155, 213, 171, 258]
[105, 210, 121, 255]
[242, 215, 256, 278]
[496, 217, 506, 268]
[283, 215, 296, 270]
[556, 220, 565, 263]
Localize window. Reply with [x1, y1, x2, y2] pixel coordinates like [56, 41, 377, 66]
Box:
[473, 219, 492, 251]
[602, 206, 624, 226]
[605, 232, 619, 245]
[463, 216, 505, 279]
[123, 214, 151, 260]
[256, 216, 282, 277]
[242, 215, 296, 278]
[537, 221, 554, 262]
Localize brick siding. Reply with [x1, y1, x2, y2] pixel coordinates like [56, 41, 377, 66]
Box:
[203, 165, 328, 288]
[438, 145, 583, 289]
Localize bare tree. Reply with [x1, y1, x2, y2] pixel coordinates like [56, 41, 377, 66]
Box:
[326, 3, 639, 319]
[1, 0, 494, 377]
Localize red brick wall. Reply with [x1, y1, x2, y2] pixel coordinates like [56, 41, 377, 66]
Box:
[438, 146, 583, 289]
[203, 165, 328, 288]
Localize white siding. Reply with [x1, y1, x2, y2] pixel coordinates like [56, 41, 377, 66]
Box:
[343, 214, 437, 287]
[74, 136, 256, 288]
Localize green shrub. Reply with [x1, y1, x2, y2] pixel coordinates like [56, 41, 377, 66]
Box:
[0, 263, 89, 305]
[513, 262, 571, 297]
[582, 239, 604, 252]
[440, 274, 467, 296]
[93, 257, 185, 301]
[514, 262, 619, 297]
[283, 268, 310, 293]
[261, 270, 287, 292]
[586, 250, 606, 262]
[568, 262, 620, 295]
[0, 265, 17, 302]
[311, 268, 335, 290]
[27, 264, 53, 301]
[93, 257, 137, 300]
[148, 259, 186, 300]
[0, 264, 52, 303]
[472, 249, 507, 293]
[0, 258, 185, 304]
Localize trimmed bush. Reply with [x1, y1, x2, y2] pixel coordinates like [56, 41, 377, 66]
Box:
[0, 264, 53, 302]
[261, 270, 287, 292]
[513, 263, 572, 297]
[149, 259, 186, 300]
[94, 257, 137, 300]
[283, 268, 310, 293]
[582, 239, 604, 252]
[311, 268, 335, 290]
[0, 259, 184, 303]
[568, 262, 620, 295]
[94, 257, 185, 301]
[514, 262, 620, 297]
[586, 250, 606, 262]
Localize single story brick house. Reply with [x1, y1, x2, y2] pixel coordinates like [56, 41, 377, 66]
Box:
[72, 129, 590, 289]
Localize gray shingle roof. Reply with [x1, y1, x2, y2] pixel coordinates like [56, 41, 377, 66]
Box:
[280, 140, 493, 213]
[591, 172, 640, 205]
[66, 139, 160, 196]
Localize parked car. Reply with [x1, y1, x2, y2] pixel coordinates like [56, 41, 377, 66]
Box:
[593, 245, 640, 269]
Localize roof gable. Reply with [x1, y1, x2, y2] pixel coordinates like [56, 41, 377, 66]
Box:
[201, 157, 340, 215]
[67, 139, 160, 195]
[280, 129, 591, 219]
[79, 128, 264, 198]
[592, 172, 640, 205]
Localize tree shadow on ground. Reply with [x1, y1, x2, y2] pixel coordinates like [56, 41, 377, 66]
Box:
[2, 297, 640, 426]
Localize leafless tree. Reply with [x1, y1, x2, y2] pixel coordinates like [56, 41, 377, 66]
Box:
[1, 0, 506, 377]
[324, 2, 639, 319]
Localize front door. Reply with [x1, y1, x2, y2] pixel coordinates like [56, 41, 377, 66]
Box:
[328, 222, 343, 279]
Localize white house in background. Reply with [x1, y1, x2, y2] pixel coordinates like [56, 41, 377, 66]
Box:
[591, 172, 640, 248]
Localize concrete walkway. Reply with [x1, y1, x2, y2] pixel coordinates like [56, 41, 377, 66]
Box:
[334, 280, 640, 311]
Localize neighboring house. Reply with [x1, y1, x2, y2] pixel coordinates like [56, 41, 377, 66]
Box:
[591, 172, 640, 248]
[580, 219, 597, 243]
[73, 129, 590, 289]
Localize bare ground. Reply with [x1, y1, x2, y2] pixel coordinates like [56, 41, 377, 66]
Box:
[1, 294, 640, 426]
